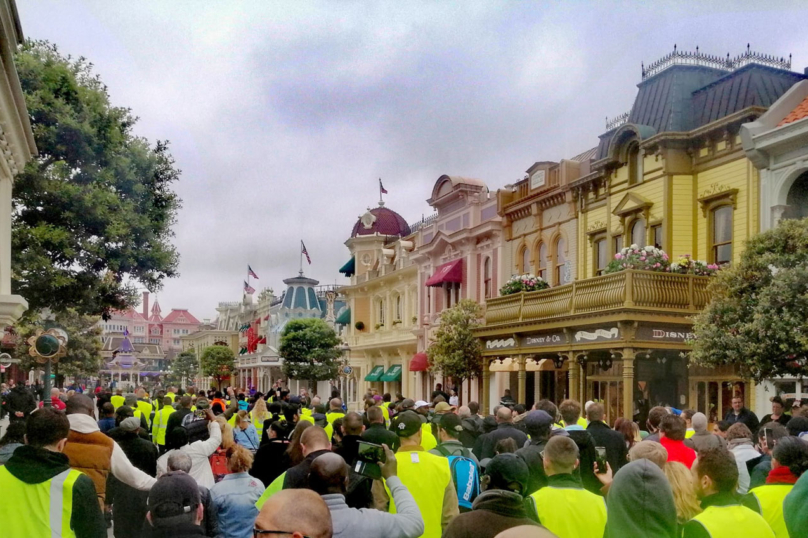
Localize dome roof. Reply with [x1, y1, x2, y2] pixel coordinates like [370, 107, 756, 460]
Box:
[351, 205, 411, 238]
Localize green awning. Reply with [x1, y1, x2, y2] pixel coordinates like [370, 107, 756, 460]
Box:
[380, 364, 402, 382]
[335, 307, 351, 326]
[364, 365, 385, 381]
[339, 257, 356, 277]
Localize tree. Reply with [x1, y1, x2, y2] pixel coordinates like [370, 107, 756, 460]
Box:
[170, 350, 199, 388]
[15, 309, 102, 387]
[12, 41, 181, 320]
[280, 318, 341, 388]
[427, 299, 483, 402]
[691, 218, 808, 381]
[200, 346, 235, 389]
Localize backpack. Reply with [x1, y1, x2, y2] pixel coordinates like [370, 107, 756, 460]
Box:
[436, 444, 480, 511]
[181, 412, 210, 444]
[209, 447, 231, 483]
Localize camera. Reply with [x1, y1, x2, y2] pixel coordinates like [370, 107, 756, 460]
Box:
[354, 441, 386, 479]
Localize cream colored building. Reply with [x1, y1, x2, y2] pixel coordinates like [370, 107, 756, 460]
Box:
[180, 328, 239, 391]
[0, 0, 36, 329]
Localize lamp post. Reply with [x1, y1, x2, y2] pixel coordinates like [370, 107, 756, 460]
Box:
[27, 329, 67, 408]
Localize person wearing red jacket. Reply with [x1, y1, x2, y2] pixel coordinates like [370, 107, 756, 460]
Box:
[659, 414, 696, 469]
[37, 388, 66, 410]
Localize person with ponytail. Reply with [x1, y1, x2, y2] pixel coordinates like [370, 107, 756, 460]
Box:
[744, 436, 808, 537]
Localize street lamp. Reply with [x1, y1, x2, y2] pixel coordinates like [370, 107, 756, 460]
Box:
[27, 329, 68, 408]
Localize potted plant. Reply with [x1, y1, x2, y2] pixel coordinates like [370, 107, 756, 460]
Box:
[500, 274, 550, 296]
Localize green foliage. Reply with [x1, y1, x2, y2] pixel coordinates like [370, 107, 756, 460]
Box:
[200, 345, 235, 389]
[280, 318, 341, 383]
[691, 218, 808, 381]
[12, 41, 181, 319]
[170, 350, 199, 387]
[15, 309, 102, 386]
[427, 299, 483, 389]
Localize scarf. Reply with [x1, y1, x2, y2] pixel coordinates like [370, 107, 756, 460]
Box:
[727, 438, 753, 450]
[766, 465, 799, 485]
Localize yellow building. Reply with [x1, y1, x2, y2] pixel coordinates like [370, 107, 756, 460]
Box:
[339, 201, 418, 407]
[478, 47, 806, 422]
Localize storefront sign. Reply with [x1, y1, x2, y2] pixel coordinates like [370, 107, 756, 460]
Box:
[522, 331, 566, 347]
[636, 326, 695, 343]
[485, 337, 515, 350]
[260, 356, 280, 363]
[574, 327, 619, 342]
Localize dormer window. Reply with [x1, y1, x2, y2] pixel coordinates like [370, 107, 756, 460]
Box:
[627, 141, 642, 185]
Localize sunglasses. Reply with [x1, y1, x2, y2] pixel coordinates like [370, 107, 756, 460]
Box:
[254, 530, 310, 538]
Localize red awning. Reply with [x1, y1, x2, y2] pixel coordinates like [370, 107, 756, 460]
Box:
[425, 259, 463, 287]
[410, 352, 428, 371]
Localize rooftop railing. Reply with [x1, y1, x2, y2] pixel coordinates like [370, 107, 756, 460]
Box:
[641, 44, 791, 81]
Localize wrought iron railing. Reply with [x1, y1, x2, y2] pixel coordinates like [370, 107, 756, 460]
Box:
[606, 111, 630, 131]
[410, 213, 438, 233]
[641, 44, 791, 80]
[484, 270, 711, 326]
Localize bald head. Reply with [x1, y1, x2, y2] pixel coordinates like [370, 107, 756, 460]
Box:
[256, 489, 332, 538]
[458, 406, 471, 418]
[300, 426, 331, 455]
[308, 453, 349, 495]
[342, 412, 364, 436]
[329, 398, 342, 410]
[496, 406, 513, 423]
[66, 394, 95, 416]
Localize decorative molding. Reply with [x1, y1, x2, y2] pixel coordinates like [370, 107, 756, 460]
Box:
[485, 337, 515, 350]
[586, 220, 607, 235]
[698, 185, 739, 216]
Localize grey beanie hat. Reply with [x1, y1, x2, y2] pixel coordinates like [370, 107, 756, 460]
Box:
[120, 416, 141, 432]
[691, 412, 708, 433]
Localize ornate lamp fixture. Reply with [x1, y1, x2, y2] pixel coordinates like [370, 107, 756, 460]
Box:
[27, 329, 68, 409]
[552, 353, 566, 370]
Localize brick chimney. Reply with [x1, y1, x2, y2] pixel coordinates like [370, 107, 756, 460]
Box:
[142, 291, 149, 319]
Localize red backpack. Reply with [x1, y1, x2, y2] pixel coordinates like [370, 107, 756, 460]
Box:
[209, 447, 231, 482]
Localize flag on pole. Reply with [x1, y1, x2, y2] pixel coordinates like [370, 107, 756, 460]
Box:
[379, 178, 388, 195]
[244, 280, 255, 294]
[248, 265, 259, 279]
[301, 241, 311, 264]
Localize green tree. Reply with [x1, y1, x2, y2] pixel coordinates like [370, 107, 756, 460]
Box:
[280, 318, 341, 387]
[13, 41, 181, 320]
[427, 299, 483, 402]
[691, 218, 808, 381]
[15, 309, 102, 387]
[170, 350, 199, 388]
[200, 345, 235, 389]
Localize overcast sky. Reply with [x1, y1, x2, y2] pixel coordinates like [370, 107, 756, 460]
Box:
[19, 1, 808, 321]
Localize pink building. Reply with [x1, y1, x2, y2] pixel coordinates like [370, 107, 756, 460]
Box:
[409, 175, 503, 401]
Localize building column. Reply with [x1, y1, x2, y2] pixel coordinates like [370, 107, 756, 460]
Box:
[517, 355, 527, 405]
[569, 358, 580, 402]
[482, 360, 491, 415]
[622, 348, 635, 421]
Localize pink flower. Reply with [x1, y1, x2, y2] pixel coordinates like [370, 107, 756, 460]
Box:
[640, 257, 646, 262]
[615, 253, 623, 260]
[654, 263, 660, 268]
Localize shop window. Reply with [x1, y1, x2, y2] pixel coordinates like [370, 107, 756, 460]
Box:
[631, 219, 646, 248]
[712, 206, 733, 265]
[652, 225, 663, 249]
[538, 243, 548, 281]
[483, 257, 492, 299]
[594, 238, 607, 276]
[555, 237, 567, 285]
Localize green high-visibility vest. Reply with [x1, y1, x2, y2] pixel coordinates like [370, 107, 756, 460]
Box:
[690, 504, 775, 538]
[746, 484, 792, 538]
[0, 466, 82, 537]
[255, 472, 286, 510]
[532, 484, 607, 538]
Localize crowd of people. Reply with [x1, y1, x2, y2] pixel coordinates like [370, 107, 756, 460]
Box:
[1, 379, 807, 538]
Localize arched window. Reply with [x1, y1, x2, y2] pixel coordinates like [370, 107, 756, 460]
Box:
[555, 238, 568, 285]
[538, 243, 548, 281]
[628, 141, 642, 185]
[378, 299, 386, 327]
[521, 247, 531, 274]
[631, 219, 646, 248]
[395, 295, 402, 321]
[483, 257, 492, 299]
[712, 206, 733, 265]
[594, 238, 607, 276]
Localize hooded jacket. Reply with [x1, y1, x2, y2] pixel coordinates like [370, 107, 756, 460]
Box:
[784, 470, 808, 538]
[604, 459, 678, 538]
[442, 489, 546, 538]
[1, 445, 106, 538]
[1, 385, 36, 420]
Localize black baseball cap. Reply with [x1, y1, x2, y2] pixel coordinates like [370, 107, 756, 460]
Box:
[148, 472, 200, 527]
[392, 410, 422, 438]
[439, 413, 464, 436]
[485, 453, 530, 495]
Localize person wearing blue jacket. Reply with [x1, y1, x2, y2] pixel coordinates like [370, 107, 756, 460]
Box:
[233, 410, 259, 451]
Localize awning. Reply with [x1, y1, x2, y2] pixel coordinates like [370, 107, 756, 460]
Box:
[335, 307, 351, 325]
[410, 352, 428, 372]
[425, 259, 463, 287]
[364, 365, 385, 381]
[381, 365, 402, 382]
[339, 257, 356, 277]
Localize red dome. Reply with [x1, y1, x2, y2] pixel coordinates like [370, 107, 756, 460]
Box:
[351, 206, 411, 238]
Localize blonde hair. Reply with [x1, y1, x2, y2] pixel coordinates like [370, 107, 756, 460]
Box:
[664, 461, 702, 523]
[214, 416, 235, 450]
[226, 444, 254, 473]
[628, 441, 668, 469]
[252, 398, 269, 423]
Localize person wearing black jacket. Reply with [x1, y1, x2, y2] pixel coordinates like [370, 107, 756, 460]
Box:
[724, 396, 759, 435]
[333, 412, 373, 509]
[516, 410, 554, 494]
[282, 426, 331, 489]
[0, 407, 106, 538]
[362, 406, 398, 451]
[474, 407, 528, 460]
[586, 403, 627, 474]
[166, 396, 194, 440]
[2, 382, 36, 423]
[107, 416, 158, 538]
[251, 422, 290, 487]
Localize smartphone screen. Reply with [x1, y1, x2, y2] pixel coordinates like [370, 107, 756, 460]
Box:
[595, 446, 607, 473]
[357, 441, 386, 464]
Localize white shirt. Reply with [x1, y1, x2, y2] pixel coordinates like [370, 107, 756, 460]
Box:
[67, 413, 157, 491]
[449, 396, 459, 407]
[157, 421, 222, 489]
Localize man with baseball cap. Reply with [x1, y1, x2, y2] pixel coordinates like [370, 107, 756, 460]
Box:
[413, 400, 438, 450]
[146, 471, 205, 537]
[443, 454, 547, 538]
[516, 410, 555, 494]
[430, 413, 479, 464]
[376, 411, 458, 538]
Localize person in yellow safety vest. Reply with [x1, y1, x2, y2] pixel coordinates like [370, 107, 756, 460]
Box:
[378, 411, 458, 538]
[443, 453, 547, 538]
[166, 387, 177, 403]
[682, 409, 697, 439]
[152, 397, 176, 454]
[110, 389, 125, 410]
[251, 398, 271, 442]
[135, 388, 153, 428]
[684, 447, 775, 538]
[410, 399, 438, 451]
[124, 395, 150, 432]
[743, 437, 808, 538]
[152, 390, 166, 412]
[326, 398, 346, 425]
[0, 407, 106, 537]
[531, 436, 607, 538]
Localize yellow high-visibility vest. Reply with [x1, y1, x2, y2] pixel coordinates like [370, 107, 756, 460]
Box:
[153, 407, 175, 446]
[255, 472, 286, 510]
[251, 411, 270, 440]
[136, 400, 153, 428]
[110, 395, 125, 410]
[388, 449, 452, 538]
[166, 392, 176, 403]
[326, 411, 345, 425]
[420, 423, 437, 451]
[690, 504, 775, 538]
[532, 483, 607, 538]
[0, 466, 82, 538]
[746, 484, 793, 538]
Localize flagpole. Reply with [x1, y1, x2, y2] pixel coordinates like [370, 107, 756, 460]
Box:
[379, 178, 383, 205]
[299, 241, 303, 276]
